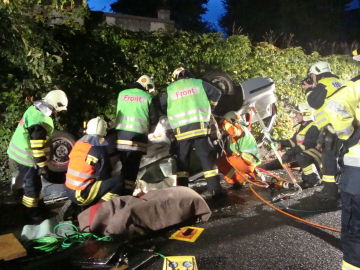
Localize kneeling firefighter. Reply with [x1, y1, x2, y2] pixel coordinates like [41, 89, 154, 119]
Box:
[276, 102, 322, 188]
[323, 49, 360, 270]
[216, 111, 262, 186]
[65, 117, 122, 207]
[7, 90, 68, 223]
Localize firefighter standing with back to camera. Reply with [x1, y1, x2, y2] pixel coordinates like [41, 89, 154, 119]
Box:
[275, 102, 322, 188]
[65, 117, 122, 207]
[160, 67, 226, 198]
[302, 61, 343, 200]
[7, 90, 68, 223]
[323, 49, 360, 270]
[115, 75, 159, 195]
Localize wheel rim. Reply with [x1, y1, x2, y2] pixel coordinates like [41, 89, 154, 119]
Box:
[211, 77, 229, 94]
[51, 137, 74, 165]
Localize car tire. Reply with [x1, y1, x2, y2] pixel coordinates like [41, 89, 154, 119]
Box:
[202, 71, 235, 95]
[45, 131, 77, 172]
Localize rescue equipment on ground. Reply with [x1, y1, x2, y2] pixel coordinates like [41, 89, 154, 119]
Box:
[169, 226, 204, 243]
[163, 256, 198, 270]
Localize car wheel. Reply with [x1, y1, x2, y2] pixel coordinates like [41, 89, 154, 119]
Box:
[45, 131, 77, 172]
[202, 71, 235, 95]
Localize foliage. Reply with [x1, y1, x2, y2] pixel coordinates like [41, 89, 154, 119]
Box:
[110, 0, 212, 33]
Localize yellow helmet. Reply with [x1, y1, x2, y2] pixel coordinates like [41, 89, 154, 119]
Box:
[353, 49, 360, 61]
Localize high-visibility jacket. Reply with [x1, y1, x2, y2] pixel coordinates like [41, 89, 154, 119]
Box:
[65, 141, 96, 190]
[307, 77, 342, 129]
[228, 125, 261, 166]
[325, 75, 360, 168]
[7, 105, 54, 167]
[116, 89, 152, 135]
[167, 78, 211, 141]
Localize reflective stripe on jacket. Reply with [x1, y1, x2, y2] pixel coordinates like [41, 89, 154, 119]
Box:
[65, 141, 96, 190]
[7, 105, 54, 167]
[167, 78, 211, 140]
[312, 77, 342, 129]
[116, 89, 152, 134]
[295, 122, 316, 148]
[227, 124, 261, 166]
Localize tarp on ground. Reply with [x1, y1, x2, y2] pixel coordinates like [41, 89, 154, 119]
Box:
[78, 186, 211, 237]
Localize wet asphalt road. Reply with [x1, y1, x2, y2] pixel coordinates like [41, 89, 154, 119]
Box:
[0, 171, 342, 270]
[137, 174, 342, 270]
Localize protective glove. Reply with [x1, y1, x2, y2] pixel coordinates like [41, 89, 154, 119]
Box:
[281, 152, 291, 164]
[38, 166, 49, 179]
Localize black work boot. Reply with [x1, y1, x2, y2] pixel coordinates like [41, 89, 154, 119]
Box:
[26, 206, 46, 224]
[314, 182, 339, 200]
[301, 173, 322, 189]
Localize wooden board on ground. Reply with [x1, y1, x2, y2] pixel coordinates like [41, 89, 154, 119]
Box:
[0, 233, 27, 261]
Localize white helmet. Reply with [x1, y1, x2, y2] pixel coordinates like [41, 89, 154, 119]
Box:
[223, 111, 241, 123]
[136, 75, 155, 93]
[43, 90, 68, 112]
[171, 67, 185, 82]
[294, 102, 313, 121]
[353, 49, 360, 61]
[307, 61, 332, 75]
[86, 117, 107, 137]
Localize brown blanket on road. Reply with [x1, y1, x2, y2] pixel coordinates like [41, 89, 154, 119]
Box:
[78, 186, 211, 236]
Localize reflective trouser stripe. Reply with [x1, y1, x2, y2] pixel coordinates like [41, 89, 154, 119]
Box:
[303, 149, 322, 167]
[32, 149, 45, 157]
[101, 192, 119, 202]
[226, 168, 236, 179]
[22, 194, 42, 208]
[75, 181, 101, 206]
[342, 260, 360, 270]
[204, 169, 218, 178]
[37, 160, 47, 168]
[175, 128, 209, 141]
[303, 164, 318, 175]
[322, 174, 335, 183]
[177, 171, 189, 178]
[125, 180, 135, 190]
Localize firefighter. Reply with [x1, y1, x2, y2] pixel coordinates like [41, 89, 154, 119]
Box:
[115, 75, 159, 195]
[160, 67, 226, 198]
[65, 117, 121, 207]
[323, 49, 360, 270]
[7, 90, 68, 223]
[276, 102, 322, 188]
[216, 111, 261, 187]
[302, 61, 343, 199]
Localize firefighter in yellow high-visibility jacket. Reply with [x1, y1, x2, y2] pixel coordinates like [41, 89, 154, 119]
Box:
[324, 49, 360, 270]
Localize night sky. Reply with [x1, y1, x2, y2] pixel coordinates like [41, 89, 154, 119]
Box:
[86, 0, 225, 29]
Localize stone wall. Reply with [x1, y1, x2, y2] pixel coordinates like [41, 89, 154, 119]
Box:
[104, 9, 174, 31]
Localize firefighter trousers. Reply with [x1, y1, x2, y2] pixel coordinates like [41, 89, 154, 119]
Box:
[175, 136, 222, 192]
[118, 150, 144, 194]
[296, 150, 322, 185]
[341, 191, 360, 269]
[65, 175, 122, 206]
[17, 163, 42, 208]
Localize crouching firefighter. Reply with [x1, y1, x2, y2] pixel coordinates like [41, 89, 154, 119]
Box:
[275, 102, 322, 189]
[65, 117, 122, 207]
[160, 67, 226, 199]
[216, 111, 262, 187]
[7, 90, 68, 223]
[324, 49, 360, 270]
[115, 75, 159, 195]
